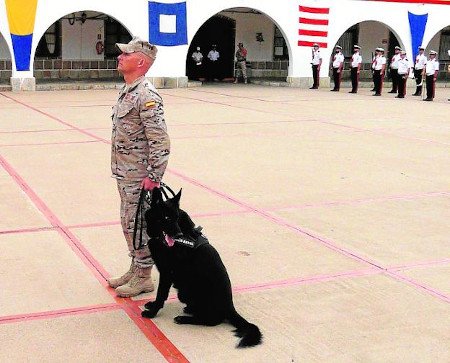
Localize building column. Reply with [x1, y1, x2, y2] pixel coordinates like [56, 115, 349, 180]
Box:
[10, 71, 35, 91]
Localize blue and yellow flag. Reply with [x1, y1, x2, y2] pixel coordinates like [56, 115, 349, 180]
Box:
[5, 0, 38, 71]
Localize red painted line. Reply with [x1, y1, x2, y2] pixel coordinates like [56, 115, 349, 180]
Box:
[0, 93, 109, 145]
[299, 29, 328, 37]
[299, 5, 330, 13]
[298, 40, 328, 48]
[299, 17, 329, 25]
[0, 140, 101, 147]
[0, 128, 72, 134]
[166, 168, 383, 269]
[386, 271, 450, 303]
[389, 257, 450, 272]
[267, 191, 450, 212]
[0, 303, 121, 325]
[0, 226, 55, 235]
[234, 269, 380, 293]
[0, 153, 189, 362]
[67, 220, 121, 229]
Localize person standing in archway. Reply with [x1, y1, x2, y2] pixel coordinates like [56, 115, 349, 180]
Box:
[395, 51, 410, 99]
[108, 37, 170, 298]
[310, 43, 322, 89]
[191, 46, 204, 80]
[388, 46, 401, 94]
[330, 45, 344, 92]
[412, 46, 427, 96]
[349, 45, 362, 93]
[234, 42, 248, 84]
[207, 44, 220, 81]
[372, 47, 386, 96]
[423, 50, 439, 101]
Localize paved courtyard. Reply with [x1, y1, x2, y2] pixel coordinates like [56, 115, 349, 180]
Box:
[0, 84, 449, 362]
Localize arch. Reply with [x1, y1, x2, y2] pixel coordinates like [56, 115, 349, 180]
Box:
[0, 31, 13, 84]
[184, 6, 293, 78]
[31, 9, 133, 60]
[421, 24, 450, 57]
[31, 10, 133, 81]
[330, 20, 407, 60]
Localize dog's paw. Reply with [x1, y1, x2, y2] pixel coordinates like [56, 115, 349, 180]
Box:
[142, 301, 162, 318]
[141, 309, 158, 319]
[174, 315, 191, 324]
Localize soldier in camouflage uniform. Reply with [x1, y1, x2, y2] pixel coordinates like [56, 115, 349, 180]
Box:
[107, 37, 170, 297]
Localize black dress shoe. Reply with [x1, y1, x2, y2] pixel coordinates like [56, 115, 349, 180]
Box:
[395, 95, 404, 98]
[373, 93, 381, 96]
[412, 93, 420, 96]
[423, 98, 432, 101]
[349, 91, 357, 93]
[388, 90, 396, 93]
[330, 89, 338, 92]
[310, 86, 318, 89]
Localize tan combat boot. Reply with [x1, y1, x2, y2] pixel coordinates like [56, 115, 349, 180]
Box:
[107, 260, 136, 289]
[115, 266, 154, 297]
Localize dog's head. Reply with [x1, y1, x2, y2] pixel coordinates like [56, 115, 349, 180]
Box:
[145, 187, 183, 247]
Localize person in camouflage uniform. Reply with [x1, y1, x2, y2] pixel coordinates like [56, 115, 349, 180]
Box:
[108, 37, 170, 297]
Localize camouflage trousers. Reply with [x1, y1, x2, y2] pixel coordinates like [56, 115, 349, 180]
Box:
[237, 61, 247, 80]
[117, 180, 154, 268]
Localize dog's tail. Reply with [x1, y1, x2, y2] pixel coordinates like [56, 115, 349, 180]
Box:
[228, 309, 262, 348]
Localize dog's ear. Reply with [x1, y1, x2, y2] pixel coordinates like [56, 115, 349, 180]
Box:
[151, 187, 163, 207]
[172, 188, 182, 205]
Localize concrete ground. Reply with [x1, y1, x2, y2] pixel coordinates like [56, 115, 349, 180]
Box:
[0, 84, 449, 363]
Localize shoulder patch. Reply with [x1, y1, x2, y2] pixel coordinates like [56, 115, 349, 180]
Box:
[145, 100, 156, 108]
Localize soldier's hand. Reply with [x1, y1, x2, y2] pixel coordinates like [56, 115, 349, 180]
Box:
[141, 177, 160, 191]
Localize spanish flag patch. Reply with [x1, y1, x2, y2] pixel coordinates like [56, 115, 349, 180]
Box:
[145, 101, 156, 108]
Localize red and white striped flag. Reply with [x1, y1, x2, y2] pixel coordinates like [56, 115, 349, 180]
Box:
[298, 5, 330, 48]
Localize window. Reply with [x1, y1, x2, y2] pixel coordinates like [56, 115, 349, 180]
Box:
[105, 18, 132, 58]
[273, 26, 288, 60]
[35, 22, 61, 58]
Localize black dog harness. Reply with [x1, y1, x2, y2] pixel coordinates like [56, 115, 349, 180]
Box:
[174, 227, 209, 249]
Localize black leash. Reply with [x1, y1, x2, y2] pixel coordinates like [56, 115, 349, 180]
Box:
[132, 183, 176, 251]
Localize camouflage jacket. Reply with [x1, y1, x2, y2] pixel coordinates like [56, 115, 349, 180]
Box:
[111, 76, 170, 182]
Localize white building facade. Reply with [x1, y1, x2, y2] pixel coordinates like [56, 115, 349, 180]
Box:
[0, 0, 449, 90]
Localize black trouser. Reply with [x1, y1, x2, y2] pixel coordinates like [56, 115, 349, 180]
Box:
[397, 73, 407, 97]
[332, 68, 341, 90]
[426, 75, 435, 99]
[390, 69, 399, 92]
[350, 67, 359, 92]
[373, 70, 383, 94]
[312, 65, 319, 88]
[414, 69, 423, 94]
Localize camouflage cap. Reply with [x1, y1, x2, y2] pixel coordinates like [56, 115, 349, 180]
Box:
[116, 37, 157, 59]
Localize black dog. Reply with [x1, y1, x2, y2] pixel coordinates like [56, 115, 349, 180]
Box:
[141, 188, 262, 348]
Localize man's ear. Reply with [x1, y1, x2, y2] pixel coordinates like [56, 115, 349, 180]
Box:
[172, 189, 182, 205]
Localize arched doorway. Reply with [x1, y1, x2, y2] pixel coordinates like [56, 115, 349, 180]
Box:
[331, 21, 404, 82]
[187, 15, 235, 81]
[424, 25, 450, 80]
[186, 7, 290, 83]
[0, 32, 12, 85]
[33, 11, 132, 82]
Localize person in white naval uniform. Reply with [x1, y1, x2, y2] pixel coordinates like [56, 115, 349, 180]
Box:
[423, 50, 439, 101]
[412, 46, 427, 96]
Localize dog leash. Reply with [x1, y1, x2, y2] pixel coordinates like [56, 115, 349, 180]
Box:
[132, 182, 176, 251]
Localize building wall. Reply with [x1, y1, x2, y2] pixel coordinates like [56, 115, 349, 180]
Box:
[220, 11, 275, 61]
[61, 18, 104, 60]
[358, 22, 391, 62]
[0, 0, 449, 84]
